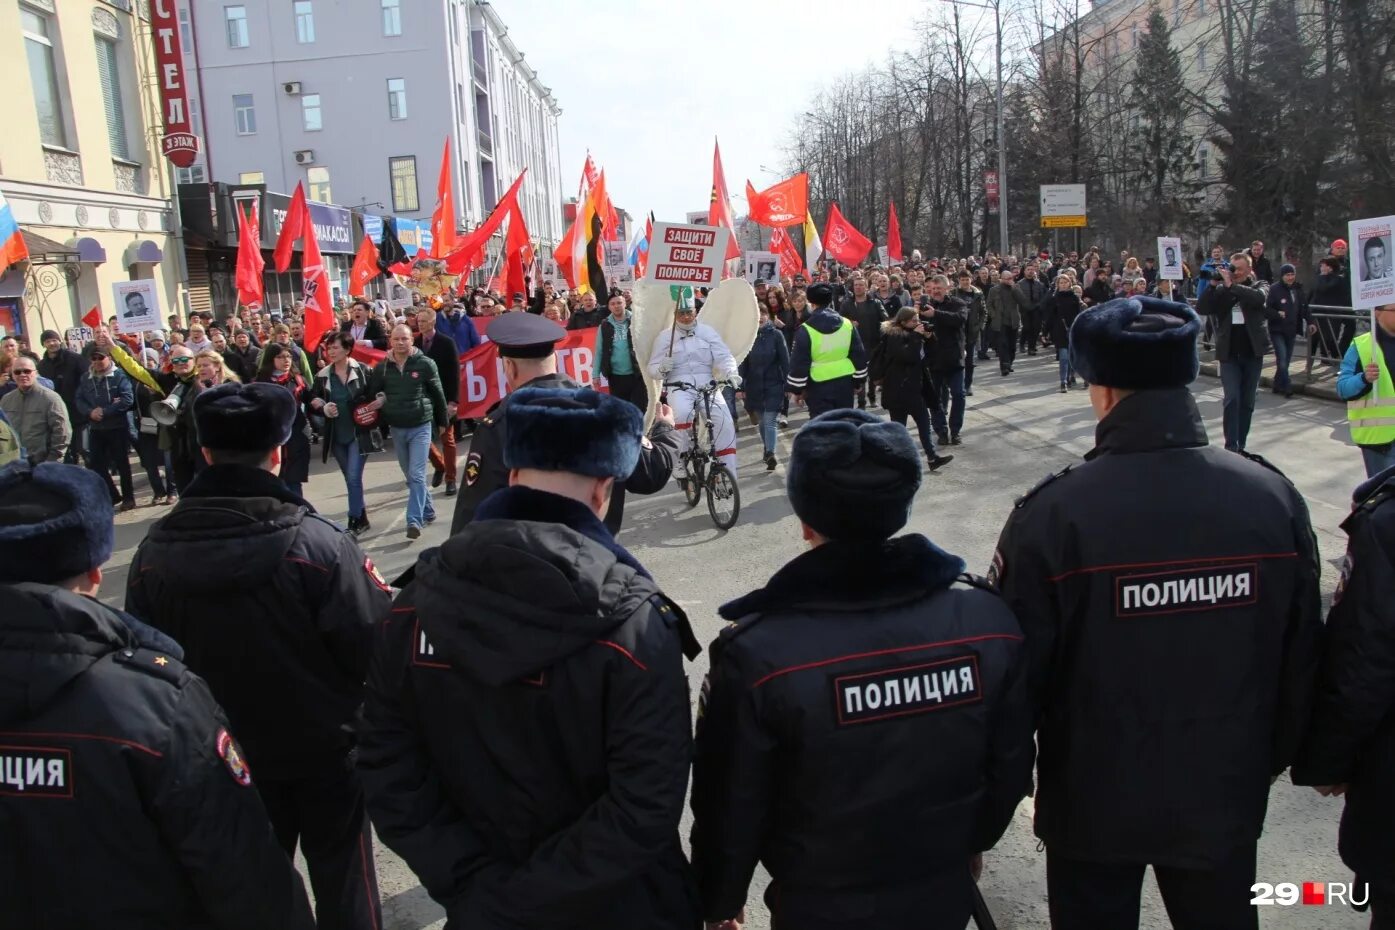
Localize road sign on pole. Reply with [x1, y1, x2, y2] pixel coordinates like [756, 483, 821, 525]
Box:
[1040, 185, 1087, 228]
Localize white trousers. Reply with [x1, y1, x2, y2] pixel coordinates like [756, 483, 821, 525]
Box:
[670, 388, 738, 480]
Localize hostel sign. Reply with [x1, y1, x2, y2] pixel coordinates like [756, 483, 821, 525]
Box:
[149, 0, 200, 168]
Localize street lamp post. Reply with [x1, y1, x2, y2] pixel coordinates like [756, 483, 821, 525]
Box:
[941, 0, 1009, 258]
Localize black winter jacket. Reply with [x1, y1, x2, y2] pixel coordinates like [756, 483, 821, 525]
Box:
[1265, 281, 1309, 338]
[359, 486, 702, 930]
[737, 324, 790, 413]
[920, 295, 968, 370]
[1198, 276, 1271, 360]
[838, 296, 888, 354]
[416, 330, 461, 406]
[1040, 290, 1083, 347]
[37, 346, 85, 411]
[341, 317, 389, 350]
[1292, 466, 1395, 885]
[1, 583, 313, 929]
[870, 322, 930, 412]
[992, 389, 1323, 868]
[126, 465, 390, 779]
[691, 535, 1033, 921]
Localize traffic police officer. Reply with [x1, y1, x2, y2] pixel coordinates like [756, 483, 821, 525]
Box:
[990, 296, 1323, 929]
[1, 461, 314, 928]
[1293, 463, 1395, 926]
[127, 382, 391, 930]
[786, 282, 869, 417]
[450, 312, 677, 535]
[692, 409, 1033, 930]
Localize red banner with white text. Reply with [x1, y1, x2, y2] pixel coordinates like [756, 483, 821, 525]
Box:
[351, 324, 606, 420]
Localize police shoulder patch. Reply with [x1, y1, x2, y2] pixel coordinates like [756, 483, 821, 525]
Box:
[113, 646, 185, 685]
[464, 451, 482, 486]
[956, 571, 1000, 594]
[1014, 464, 1076, 509]
[364, 556, 391, 593]
[215, 728, 253, 786]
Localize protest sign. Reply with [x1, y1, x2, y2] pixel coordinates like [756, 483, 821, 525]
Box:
[111, 280, 160, 334]
[877, 245, 890, 266]
[1350, 216, 1395, 310]
[65, 326, 93, 353]
[743, 251, 779, 284]
[1157, 237, 1183, 281]
[646, 222, 731, 287]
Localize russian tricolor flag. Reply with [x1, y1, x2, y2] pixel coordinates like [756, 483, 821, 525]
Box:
[0, 190, 27, 273]
[629, 212, 653, 278]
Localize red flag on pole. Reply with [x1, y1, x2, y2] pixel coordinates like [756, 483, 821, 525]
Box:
[235, 200, 265, 309]
[349, 235, 381, 297]
[887, 201, 903, 263]
[769, 226, 804, 276]
[272, 183, 308, 273]
[745, 173, 809, 227]
[299, 217, 334, 351]
[429, 137, 458, 258]
[81, 305, 101, 329]
[502, 202, 531, 302]
[823, 203, 873, 266]
[709, 139, 742, 263]
[442, 170, 528, 275]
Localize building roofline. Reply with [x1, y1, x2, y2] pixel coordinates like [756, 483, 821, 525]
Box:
[472, 0, 562, 117]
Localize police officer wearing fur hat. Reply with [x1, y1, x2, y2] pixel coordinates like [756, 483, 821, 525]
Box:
[989, 296, 1323, 929]
[691, 409, 1033, 930]
[126, 382, 392, 930]
[0, 461, 315, 929]
[786, 282, 869, 417]
[360, 386, 702, 929]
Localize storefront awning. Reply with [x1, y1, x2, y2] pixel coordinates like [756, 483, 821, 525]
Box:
[66, 237, 107, 264]
[20, 230, 78, 264]
[124, 239, 163, 266]
[0, 269, 25, 299]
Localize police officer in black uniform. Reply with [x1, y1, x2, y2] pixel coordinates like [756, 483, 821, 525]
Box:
[691, 409, 1033, 930]
[990, 296, 1323, 930]
[127, 382, 392, 930]
[0, 461, 314, 929]
[360, 386, 702, 929]
[449, 312, 676, 535]
[1293, 463, 1395, 926]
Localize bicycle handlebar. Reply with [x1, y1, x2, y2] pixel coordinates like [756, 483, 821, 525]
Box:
[661, 379, 736, 392]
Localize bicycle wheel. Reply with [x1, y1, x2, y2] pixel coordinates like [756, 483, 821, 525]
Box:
[681, 456, 703, 507]
[706, 464, 740, 530]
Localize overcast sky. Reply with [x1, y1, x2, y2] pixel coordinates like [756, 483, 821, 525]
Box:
[506, 0, 942, 232]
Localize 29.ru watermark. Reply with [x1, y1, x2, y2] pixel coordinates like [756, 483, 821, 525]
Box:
[1251, 882, 1369, 907]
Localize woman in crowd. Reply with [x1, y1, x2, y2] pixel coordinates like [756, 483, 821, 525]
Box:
[870, 307, 950, 468]
[1122, 255, 1144, 283]
[133, 349, 171, 505]
[1041, 274, 1084, 392]
[544, 298, 570, 326]
[252, 343, 311, 499]
[158, 346, 227, 497]
[737, 302, 790, 471]
[309, 332, 374, 535]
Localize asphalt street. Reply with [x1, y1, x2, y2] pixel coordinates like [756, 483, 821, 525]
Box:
[99, 349, 1371, 929]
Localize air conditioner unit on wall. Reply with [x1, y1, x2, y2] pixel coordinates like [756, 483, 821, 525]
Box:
[283, 82, 303, 95]
[294, 149, 315, 165]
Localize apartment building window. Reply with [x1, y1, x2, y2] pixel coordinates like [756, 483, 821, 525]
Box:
[226, 6, 249, 48]
[1131, 22, 1140, 47]
[22, 7, 69, 148]
[1172, 0, 1182, 24]
[387, 78, 408, 120]
[294, 1, 315, 44]
[179, 7, 192, 46]
[239, 171, 265, 184]
[177, 164, 207, 184]
[389, 156, 419, 212]
[302, 94, 322, 131]
[233, 94, 256, 134]
[1197, 41, 1208, 70]
[94, 36, 131, 161]
[1197, 0, 1207, 14]
[307, 166, 331, 202]
[1198, 144, 1210, 179]
[382, 0, 401, 36]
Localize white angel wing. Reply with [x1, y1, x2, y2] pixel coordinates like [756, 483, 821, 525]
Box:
[629, 279, 680, 433]
[697, 277, 760, 370]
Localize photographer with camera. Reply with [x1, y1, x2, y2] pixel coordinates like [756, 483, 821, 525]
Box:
[1198, 252, 1272, 453]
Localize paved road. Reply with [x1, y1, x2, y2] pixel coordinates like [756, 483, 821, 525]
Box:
[99, 352, 1370, 929]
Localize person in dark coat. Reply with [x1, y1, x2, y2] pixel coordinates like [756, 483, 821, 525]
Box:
[788, 283, 869, 417]
[991, 297, 1322, 930]
[953, 272, 985, 396]
[341, 299, 389, 350]
[436, 301, 482, 354]
[1, 461, 314, 930]
[567, 292, 607, 329]
[1040, 274, 1084, 391]
[737, 303, 789, 469]
[227, 329, 262, 382]
[415, 307, 462, 494]
[691, 409, 1030, 930]
[1292, 464, 1395, 926]
[359, 386, 703, 930]
[871, 309, 953, 470]
[1265, 263, 1312, 397]
[37, 329, 85, 462]
[253, 342, 312, 498]
[1197, 252, 1271, 451]
[597, 293, 647, 411]
[450, 313, 675, 537]
[921, 275, 969, 446]
[837, 274, 887, 408]
[1312, 255, 1352, 361]
[126, 383, 392, 930]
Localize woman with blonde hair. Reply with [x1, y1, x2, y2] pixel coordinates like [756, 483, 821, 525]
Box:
[193, 349, 240, 387]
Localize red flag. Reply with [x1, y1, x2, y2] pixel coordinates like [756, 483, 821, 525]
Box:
[709, 139, 742, 262]
[745, 173, 808, 226]
[235, 200, 265, 309]
[442, 170, 528, 275]
[299, 217, 334, 351]
[823, 203, 873, 266]
[349, 235, 381, 297]
[81, 305, 101, 329]
[429, 137, 457, 258]
[502, 201, 530, 302]
[578, 152, 619, 240]
[887, 201, 903, 263]
[272, 183, 308, 273]
[769, 226, 804, 276]
[553, 221, 581, 289]
[635, 214, 654, 278]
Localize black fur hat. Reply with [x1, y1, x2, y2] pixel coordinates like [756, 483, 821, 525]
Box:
[1069, 297, 1200, 390]
[193, 382, 297, 451]
[504, 386, 643, 479]
[0, 462, 114, 584]
[806, 282, 835, 307]
[787, 409, 922, 541]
